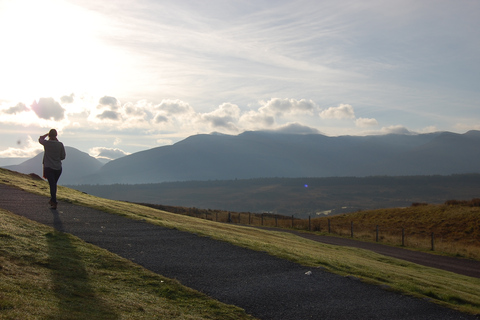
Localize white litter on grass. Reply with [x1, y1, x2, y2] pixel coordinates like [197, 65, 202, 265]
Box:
[305, 271, 312, 275]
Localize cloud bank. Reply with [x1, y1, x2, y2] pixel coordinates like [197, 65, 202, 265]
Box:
[0, 94, 382, 158]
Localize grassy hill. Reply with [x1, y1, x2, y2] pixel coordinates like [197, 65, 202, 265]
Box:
[0, 209, 254, 320]
[313, 202, 480, 259]
[1, 168, 480, 317]
[0, 170, 255, 320]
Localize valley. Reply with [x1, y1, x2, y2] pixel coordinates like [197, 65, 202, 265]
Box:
[71, 174, 480, 217]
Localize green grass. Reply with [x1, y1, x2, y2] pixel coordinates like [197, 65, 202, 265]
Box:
[0, 208, 256, 320]
[2, 168, 480, 316]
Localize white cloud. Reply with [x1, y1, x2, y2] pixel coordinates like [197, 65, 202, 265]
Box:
[124, 102, 151, 118]
[31, 97, 65, 121]
[0, 136, 42, 158]
[239, 110, 275, 130]
[156, 99, 194, 115]
[320, 104, 355, 120]
[89, 147, 130, 160]
[152, 99, 196, 125]
[259, 98, 317, 117]
[117, 102, 154, 129]
[98, 96, 120, 109]
[273, 123, 322, 135]
[95, 96, 122, 122]
[154, 114, 169, 124]
[97, 110, 121, 121]
[3, 102, 29, 115]
[61, 94, 75, 104]
[236, 98, 320, 131]
[89, 97, 151, 126]
[200, 103, 241, 132]
[380, 125, 414, 135]
[419, 126, 438, 133]
[355, 117, 378, 127]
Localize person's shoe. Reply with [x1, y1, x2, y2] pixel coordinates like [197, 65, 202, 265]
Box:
[49, 200, 57, 209]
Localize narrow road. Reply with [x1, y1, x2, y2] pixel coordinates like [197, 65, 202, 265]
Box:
[254, 227, 480, 278]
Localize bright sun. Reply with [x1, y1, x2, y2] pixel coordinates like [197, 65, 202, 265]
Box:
[0, 0, 121, 103]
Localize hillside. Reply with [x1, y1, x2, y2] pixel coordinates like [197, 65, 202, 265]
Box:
[76, 130, 480, 184]
[1, 168, 480, 316]
[313, 201, 480, 260]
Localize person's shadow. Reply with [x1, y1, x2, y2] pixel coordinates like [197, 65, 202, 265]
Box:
[47, 209, 119, 319]
[51, 209, 64, 232]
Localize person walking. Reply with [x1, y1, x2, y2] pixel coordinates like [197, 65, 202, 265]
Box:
[39, 129, 66, 209]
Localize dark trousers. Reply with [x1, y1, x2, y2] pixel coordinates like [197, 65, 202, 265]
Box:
[44, 167, 62, 203]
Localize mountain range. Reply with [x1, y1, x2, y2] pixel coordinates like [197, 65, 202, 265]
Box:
[3, 147, 103, 185]
[4, 130, 480, 185]
[80, 130, 480, 184]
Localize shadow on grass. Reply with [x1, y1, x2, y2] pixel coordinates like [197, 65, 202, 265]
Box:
[47, 209, 119, 320]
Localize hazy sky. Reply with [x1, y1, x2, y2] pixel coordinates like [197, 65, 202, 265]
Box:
[0, 0, 479, 161]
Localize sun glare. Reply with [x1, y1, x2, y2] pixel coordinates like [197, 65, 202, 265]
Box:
[0, 0, 121, 103]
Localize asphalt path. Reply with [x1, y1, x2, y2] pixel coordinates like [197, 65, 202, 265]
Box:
[255, 227, 480, 278]
[0, 184, 478, 320]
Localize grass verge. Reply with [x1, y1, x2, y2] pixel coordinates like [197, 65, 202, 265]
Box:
[1, 168, 480, 316]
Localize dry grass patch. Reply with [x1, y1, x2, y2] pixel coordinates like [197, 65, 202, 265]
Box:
[312, 205, 480, 260]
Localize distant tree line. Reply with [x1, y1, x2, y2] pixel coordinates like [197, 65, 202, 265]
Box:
[444, 198, 480, 207]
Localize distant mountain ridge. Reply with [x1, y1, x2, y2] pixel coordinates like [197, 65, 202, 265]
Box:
[77, 130, 480, 185]
[4, 147, 103, 185]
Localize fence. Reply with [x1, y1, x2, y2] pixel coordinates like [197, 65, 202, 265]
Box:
[186, 210, 452, 253]
[136, 202, 478, 260]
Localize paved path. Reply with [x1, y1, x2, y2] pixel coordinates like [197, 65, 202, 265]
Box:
[254, 227, 480, 278]
[0, 184, 478, 320]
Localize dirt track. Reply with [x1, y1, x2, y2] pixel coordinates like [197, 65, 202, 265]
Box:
[1, 183, 478, 320]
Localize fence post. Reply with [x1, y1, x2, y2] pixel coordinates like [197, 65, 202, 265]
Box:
[431, 232, 435, 251]
[401, 227, 405, 246]
[328, 219, 331, 233]
[376, 225, 379, 242]
[309, 215, 311, 231]
[351, 221, 354, 237]
[291, 215, 294, 228]
[249, 212, 251, 224]
[261, 214, 264, 226]
[228, 212, 232, 223]
[275, 215, 278, 227]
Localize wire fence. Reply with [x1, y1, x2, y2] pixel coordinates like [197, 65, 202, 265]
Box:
[187, 210, 466, 253]
[136, 202, 479, 260]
